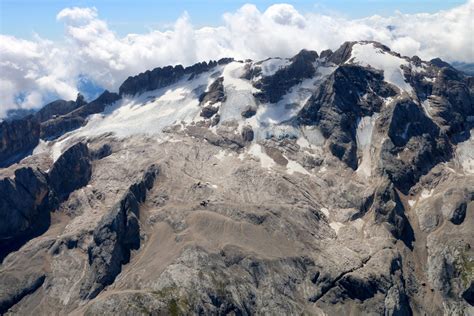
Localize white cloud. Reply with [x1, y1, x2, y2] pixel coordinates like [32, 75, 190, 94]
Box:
[0, 1, 473, 118]
[56, 7, 98, 23]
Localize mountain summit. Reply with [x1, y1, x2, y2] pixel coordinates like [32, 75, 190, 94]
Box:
[0, 41, 473, 315]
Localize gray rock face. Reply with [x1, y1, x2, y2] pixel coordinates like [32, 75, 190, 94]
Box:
[118, 60, 230, 96]
[0, 142, 92, 262]
[378, 98, 452, 193]
[0, 272, 45, 314]
[199, 77, 225, 106]
[34, 93, 85, 123]
[40, 91, 120, 140]
[405, 59, 474, 142]
[0, 168, 49, 256]
[241, 105, 257, 118]
[80, 165, 158, 299]
[241, 126, 254, 142]
[299, 64, 397, 169]
[372, 179, 413, 247]
[200, 106, 219, 118]
[40, 115, 85, 140]
[48, 142, 92, 203]
[0, 116, 40, 167]
[254, 49, 319, 103]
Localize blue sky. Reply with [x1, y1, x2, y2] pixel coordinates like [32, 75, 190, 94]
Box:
[0, 0, 466, 39]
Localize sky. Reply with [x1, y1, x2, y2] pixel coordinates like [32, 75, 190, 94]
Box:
[0, 0, 473, 117]
[0, 0, 467, 39]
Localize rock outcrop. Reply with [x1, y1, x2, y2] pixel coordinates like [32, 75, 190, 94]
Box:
[35, 93, 85, 123]
[0, 115, 40, 167]
[299, 64, 397, 169]
[48, 142, 92, 204]
[199, 77, 226, 106]
[377, 98, 452, 193]
[254, 49, 319, 103]
[0, 167, 49, 259]
[40, 91, 120, 140]
[0, 142, 92, 262]
[119, 59, 233, 96]
[80, 165, 158, 299]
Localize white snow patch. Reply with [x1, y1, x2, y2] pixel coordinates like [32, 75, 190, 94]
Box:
[259, 58, 291, 77]
[219, 62, 258, 123]
[51, 137, 70, 162]
[349, 43, 413, 93]
[301, 126, 325, 147]
[355, 115, 377, 177]
[296, 136, 311, 149]
[456, 130, 474, 174]
[247, 144, 275, 169]
[320, 207, 330, 217]
[420, 189, 434, 200]
[32, 139, 50, 155]
[250, 65, 335, 141]
[286, 159, 311, 176]
[421, 99, 434, 119]
[166, 138, 182, 143]
[330, 222, 345, 235]
[351, 219, 365, 232]
[256, 80, 312, 125]
[214, 150, 227, 161]
[411, 63, 428, 74]
[400, 122, 411, 139]
[59, 70, 216, 141]
[222, 61, 256, 92]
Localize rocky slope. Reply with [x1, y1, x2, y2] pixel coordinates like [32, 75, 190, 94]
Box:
[0, 41, 473, 315]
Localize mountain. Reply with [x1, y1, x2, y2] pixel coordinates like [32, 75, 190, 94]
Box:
[0, 41, 473, 315]
[453, 62, 474, 76]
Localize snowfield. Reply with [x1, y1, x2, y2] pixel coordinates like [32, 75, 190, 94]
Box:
[349, 43, 413, 94]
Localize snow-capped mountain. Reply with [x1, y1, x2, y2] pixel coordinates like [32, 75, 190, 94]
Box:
[0, 41, 473, 315]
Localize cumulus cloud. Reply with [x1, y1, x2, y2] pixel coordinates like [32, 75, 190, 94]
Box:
[56, 6, 98, 23]
[0, 1, 473, 118]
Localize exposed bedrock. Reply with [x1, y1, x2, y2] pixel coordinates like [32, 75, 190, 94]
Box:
[377, 98, 452, 194]
[119, 58, 233, 97]
[0, 142, 92, 262]
[0, 115, 40, 168]
[298, 64, 397, 169]
[40, 91, 120, 140]
[254, 49, 319, 103]
[35, 93, 85, 123]
[199, 77, 226, 106]
[80, 165, 159, 300]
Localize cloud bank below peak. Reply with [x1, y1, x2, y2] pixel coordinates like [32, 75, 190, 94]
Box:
[1, 1, 473, 118]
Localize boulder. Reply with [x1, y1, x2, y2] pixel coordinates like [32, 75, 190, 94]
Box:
[200, 106, 219, 118]
[241, 106, 257, 118]
[241, 126, 254, 142]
